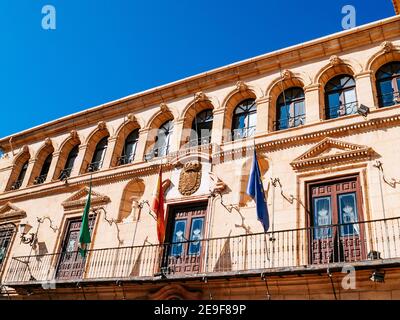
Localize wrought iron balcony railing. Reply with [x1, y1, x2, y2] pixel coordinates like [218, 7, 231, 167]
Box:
[3, 217, 400, 285]
[231, 126, 256, 141]
[273, 114, 306, 131]
[33, 174, 48, 185]
[58, 168, 72, 181]
[378, 91, 400, 108]
[10, 180, 23, 190]
[326, 101, 358, 119]
[87, 161, 104, 173]
[117, 154, 135, 166]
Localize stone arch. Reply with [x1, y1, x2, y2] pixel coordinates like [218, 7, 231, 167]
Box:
[110, 117, 141, 167]
[314, 58, 358, 120]
[53, 131, 81, 180]
[221, 83, 258, 143]
[265, 73, 306, 132]
[118, 179, 145, 222]
[144, 108, 175, 156]
[238, 153, 269, 207]
[179, 96, 215, 147]
[80, 124, 110, 174]
[6, 146, 31, 191]
[28, 139, 54, 185]
[365, 43, 400, 107]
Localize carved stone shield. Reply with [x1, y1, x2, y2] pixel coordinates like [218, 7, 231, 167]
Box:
[178, 162, 202, 196]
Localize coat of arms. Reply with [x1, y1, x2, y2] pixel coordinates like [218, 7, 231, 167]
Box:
[178, 162, 202, 196]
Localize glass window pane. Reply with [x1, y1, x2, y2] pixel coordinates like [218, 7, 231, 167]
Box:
[338, 193, 359, 236]
[171, 220, 186, 256]
[313, 196, 332, 240]
[327, 92, 341, 119]
[188, 218, 204, 255]
[378, 80, 395, 107]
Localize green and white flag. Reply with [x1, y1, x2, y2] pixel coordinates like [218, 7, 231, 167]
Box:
[78, 182, 92, 257]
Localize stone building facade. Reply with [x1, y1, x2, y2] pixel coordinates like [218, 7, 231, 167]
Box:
[1, 11, 400, 300]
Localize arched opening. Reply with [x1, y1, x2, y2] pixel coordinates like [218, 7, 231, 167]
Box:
[118, 179, 145, 222]
[6, 148, 30, 191]
[80, 126, 110, 174]
[118, 129, 139, 166]
[28, 142, 54, 186]
[53, 135, 81, 181]
[146, 120, 174, 160]
[275, 87, 305, 131]
[376, 61, 400, 107]
[231, 99, 257, 141]
[324, 75, 357, 119]
[189, 109, 213, 147]
[88, 136, 109, 172]
[58, 145, 79, 180]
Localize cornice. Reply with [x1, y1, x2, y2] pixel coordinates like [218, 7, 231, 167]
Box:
[1, 16, 400, 151]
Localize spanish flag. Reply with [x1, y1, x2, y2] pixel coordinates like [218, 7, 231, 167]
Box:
[151, 166, 165, 244]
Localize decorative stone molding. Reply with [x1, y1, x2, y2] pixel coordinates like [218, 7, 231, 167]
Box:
[236, 81, 248, 92]
[209, 171, 227, 194]
[290, 137, 375, 171]
[160, 103, 169, 113]
[97, 121, 107, 131]
[381, 41, 394, 53]
[329, 55, 343, 66]
[44, 137, 52, 147]
[69, 130, 78, 140]
[127, 113, 136, 122]
[281, 69, 293, 80]
[0, 202, 26, 222]
[178, 161, 202, 196]
[62, 187, 111, 211]
[194, 91, 208, 102]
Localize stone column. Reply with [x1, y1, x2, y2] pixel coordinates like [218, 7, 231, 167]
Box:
[304, 84, 322, 124]
[255, 96, 270, 134]
[170, 119, 184, 153]
[46, 151, 60, 183]
[135, 128, 150, 162]
[21, 158, 36, 188]
[103, 136, 117, 169]
[355, 71, 376, 111]
[71, 144, 87, 177]
[211, 108, 225, 145]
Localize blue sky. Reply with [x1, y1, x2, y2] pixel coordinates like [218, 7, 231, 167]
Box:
[0, 0, 395, 138]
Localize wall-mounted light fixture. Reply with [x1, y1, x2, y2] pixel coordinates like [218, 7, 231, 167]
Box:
[19, 222, 36, 246]
[370, 270, 385, 283]
[357, 104, 370, 118]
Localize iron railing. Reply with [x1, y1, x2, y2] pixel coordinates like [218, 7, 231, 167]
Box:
[378, 91, 400, 108]
[117, 154, 135, 166]
[326, 101, 358, 119]
[87, 161, 104, 173]
[231, 126, 256, 141]
[58, 168, 72, 181]
[4, 217, 400, 285]
[273, 114, 306, 131]
[10, 180, 23, 190]
[33, 174, 48, 185]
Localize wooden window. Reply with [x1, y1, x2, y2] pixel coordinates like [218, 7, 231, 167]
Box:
[275, 87, 305, 130]
[325, 75, 357, 119]
[231, 99, 257, 140]
[376, 61, 400, 107]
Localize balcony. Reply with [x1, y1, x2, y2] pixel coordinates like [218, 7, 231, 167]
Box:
[3, 217, 400, 286]
[33, 174, 48, 185]
[10, 180, 23, 190]
[273, 114, 306, 131]
[87, 161, 104, 173]
[58, 168, 72, 181]
[378, 91, 400, 108]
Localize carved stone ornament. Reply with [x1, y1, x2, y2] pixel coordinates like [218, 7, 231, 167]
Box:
[127, 113, 136, 122]
[281, 69, 293, 80]
[381, 41, 393, 53]
[236, 81, 248, 92]
[329, 55, 342, 66]
[178, 161, 202, 196]
[160, 103, 169, 113]
[70, 130, 78, 140]
[97, 121, 106, 131]
[44, 137, 52, 146]
[194, 91, 207, 102]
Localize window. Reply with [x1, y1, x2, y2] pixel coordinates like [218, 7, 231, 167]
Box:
[11, 161, 29, 190]
[59, 145, 79, 180]
[275, 87, 305, 130]
[189, 109, 213, 146]
[152, 120, 173, 158]
[231, 99, 257, 140]
[119, 130, 139, 165]
[0, 224, 15, 269]
[88, 137, 109, 172]
[325, 75, 358, 119]
[376, 62, 400, 107]
[34, 154, 52, 185]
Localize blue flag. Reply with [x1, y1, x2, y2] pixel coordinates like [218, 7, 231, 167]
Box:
[246, 149, 270, 232]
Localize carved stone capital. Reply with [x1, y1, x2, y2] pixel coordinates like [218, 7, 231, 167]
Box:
[194, 91, 208, 102]
[329, 55, 343, 66]
[44, 137, 52, 147]
[381, 41, 394, 53]
[281, 69, 293, 80]
[236, 81, 248, 92]
[127, 113, 136, 122]
[97, 121, 107, 131]
[160, 103, 169, 113]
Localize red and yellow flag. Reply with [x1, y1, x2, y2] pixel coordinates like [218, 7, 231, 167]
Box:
[151, 166, 165, 244]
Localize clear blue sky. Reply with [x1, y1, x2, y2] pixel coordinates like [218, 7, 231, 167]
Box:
[0, 0, 395, 138]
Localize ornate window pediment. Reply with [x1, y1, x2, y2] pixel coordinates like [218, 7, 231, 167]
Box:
[0, 202, 26, 223]
[291, 137, 375, 171]
[62, 186, 111, 211]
